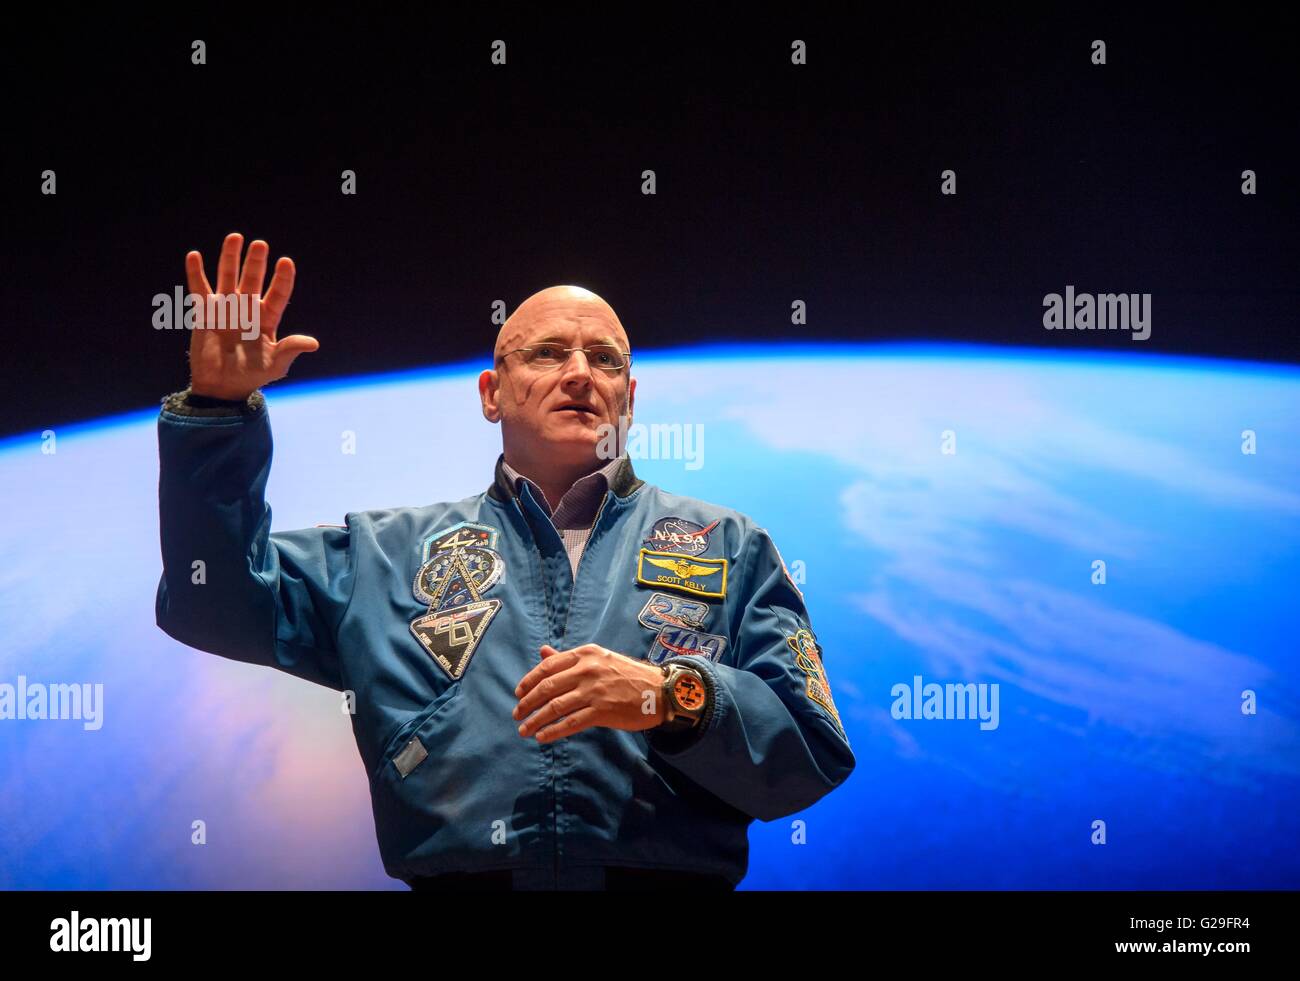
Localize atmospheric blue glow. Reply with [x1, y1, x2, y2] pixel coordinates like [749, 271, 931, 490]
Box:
[1, 343, 1297, 889]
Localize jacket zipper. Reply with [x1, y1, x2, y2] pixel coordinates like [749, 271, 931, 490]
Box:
[515, 493, 611, 886]
[510, 496, 558, 885]
[553, 490, 611, 886]
[559, 492, 610, 643]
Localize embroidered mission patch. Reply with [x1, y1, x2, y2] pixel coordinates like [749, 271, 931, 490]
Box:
[414, 545, 504, 609]
[647, 624, 729, 665]
[410, 521, 506, 680]
[411, 599, 502, 680]
[787, 628, 846, 737]
[637, 591, 710, 632]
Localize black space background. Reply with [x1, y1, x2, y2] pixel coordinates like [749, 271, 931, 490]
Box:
[4, 6, 1297, 438]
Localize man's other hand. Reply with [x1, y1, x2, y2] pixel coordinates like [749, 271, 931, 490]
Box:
[512, 643, 669, 743]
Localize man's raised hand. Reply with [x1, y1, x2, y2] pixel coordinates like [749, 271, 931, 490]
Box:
[185, 232, 319, 400]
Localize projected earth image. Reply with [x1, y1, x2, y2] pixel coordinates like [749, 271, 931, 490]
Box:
[1, 345, 1297, 889]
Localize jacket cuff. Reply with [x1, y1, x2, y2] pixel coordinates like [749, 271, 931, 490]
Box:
[647, 656, 721, 756]
[161, 387, 265, 417]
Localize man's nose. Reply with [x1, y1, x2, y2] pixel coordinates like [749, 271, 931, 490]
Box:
[559, 348, 595, 384]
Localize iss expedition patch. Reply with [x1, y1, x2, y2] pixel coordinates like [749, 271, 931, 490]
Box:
[410, 521, 505, 680]
[410, 600, 502, 680]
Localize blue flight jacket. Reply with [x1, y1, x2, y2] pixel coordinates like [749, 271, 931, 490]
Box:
[154, 388, 856, 888]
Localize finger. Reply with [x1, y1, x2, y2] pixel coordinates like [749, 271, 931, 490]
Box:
[215, 232, 244, 295]
[260, 256, 295, 337]
[516, 645, 566, 696]
[514, 663, 583, 723]
[184, 251, 213, 299]
[517, 687, 587, 737]
[238, 239, 270, 297]
[534, 706, 601, 744]
[514, 645, 580, 699]
[269, 335, 320, 380]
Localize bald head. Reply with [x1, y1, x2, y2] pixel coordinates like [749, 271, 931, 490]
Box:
[479, 282, 637, 490]
[494, 285, 631, 366]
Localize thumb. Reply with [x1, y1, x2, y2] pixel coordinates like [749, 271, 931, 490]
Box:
[270, 334, 320, 376]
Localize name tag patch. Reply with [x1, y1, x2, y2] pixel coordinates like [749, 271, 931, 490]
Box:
[636, 549, 727, 599]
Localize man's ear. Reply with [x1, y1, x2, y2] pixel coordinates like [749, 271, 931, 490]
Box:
[479, 369, 502, 423]
[625, 375, 636, 425]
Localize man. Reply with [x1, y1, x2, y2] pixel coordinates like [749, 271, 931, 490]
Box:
[155, 232, 856, 890]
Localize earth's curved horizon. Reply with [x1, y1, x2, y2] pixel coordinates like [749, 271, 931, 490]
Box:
[2, 342, 1297, 889]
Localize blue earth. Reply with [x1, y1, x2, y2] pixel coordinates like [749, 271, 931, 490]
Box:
[1, 343, 1297, 889]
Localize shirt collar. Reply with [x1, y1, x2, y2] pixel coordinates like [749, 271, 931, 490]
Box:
[500, 455, 626, 527]
[487, 451, 644, 505]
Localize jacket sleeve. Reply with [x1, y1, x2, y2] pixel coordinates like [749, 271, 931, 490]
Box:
[154, 388, 357, 692]
[646, 527, 856, 822]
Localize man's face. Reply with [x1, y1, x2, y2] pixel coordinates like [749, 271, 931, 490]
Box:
[480, 287, 636, 468]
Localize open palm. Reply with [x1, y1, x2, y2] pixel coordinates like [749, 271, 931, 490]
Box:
[186, 232, 319, 400]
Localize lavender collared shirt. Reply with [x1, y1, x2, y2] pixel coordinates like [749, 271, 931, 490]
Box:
[501, 456, 626, 577]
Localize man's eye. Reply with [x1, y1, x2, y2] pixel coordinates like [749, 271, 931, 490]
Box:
[535, 346, 558, 359]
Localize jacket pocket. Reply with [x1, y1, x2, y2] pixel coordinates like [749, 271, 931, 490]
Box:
[373, 682, 462, 782]
[369, 683, 493, 872]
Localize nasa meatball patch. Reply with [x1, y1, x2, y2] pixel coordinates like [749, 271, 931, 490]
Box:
[641, 516, 720, 556]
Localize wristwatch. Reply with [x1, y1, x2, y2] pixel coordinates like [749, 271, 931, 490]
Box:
[659, 661, 708, 733]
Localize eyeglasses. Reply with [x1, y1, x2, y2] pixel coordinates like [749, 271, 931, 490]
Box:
[501, 344, 631, 372]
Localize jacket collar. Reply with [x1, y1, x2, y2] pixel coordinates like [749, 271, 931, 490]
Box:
[487, 452, 644, 503]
